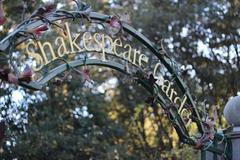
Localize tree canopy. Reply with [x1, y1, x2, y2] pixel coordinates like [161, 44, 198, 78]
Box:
[0, 0, 239, 159]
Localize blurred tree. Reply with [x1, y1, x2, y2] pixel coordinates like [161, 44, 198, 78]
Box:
[0, 0, 239, 159]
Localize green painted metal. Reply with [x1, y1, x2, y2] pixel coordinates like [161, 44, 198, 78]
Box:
[22, 58, 191, 143]
[2, 11, 194, 134]
[0, 11, 203, 134]
[20, 59, 129, 90]
[0, 8, 228, 157]
[201, 150, 207, 160]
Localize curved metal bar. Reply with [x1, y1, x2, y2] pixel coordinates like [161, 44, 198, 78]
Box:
[121, 23, 204, 133]
[19, 59, 129, 90]
[19, 58, 192, 142]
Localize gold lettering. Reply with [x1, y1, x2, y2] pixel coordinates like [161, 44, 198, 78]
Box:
[153, 63, 161, 78]
[174, 97, 181, 104]
[23, 30, 153, 74]
[180, 108, 192, 127]
[38, 41, 57, 64]
[65, 22, 74, 53]
[71, 33, 82, 52]
[113, 38, 122, 56]
[104, 35, 114, 54]
[178, 96, 188, 114]
[169, 89, 177, 102]
[123, 44, 132, 62]
[65, 23, 81, 53]
[83, 32, 94, 51]
[138, 54, 149, 67]
[132, 49, 139, 65]
[55, 36, 68, 57]
[101, 34, 106, 60]
[93, 33, 102, 52]
[161, 80, 171, 97]
[26, 41, 44, 71]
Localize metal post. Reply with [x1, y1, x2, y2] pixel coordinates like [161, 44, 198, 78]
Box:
[227, 127, 240, 160]
[224, 96, 240, 160]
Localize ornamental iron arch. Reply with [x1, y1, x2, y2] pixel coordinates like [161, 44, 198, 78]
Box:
[0, 1, 230, 159]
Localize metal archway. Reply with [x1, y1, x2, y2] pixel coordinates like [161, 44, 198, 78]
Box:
[0, 3, 228, 158]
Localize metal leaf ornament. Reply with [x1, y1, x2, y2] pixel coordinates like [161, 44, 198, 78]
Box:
[109, 16, 121, 28]
[8, 73, 18, 84]
[80, 68, 91, 82]
[106, 16, 123, 36]
[195, 111, 217, 150]
[0, 68, 17, 84]
[148, 73, 157, 87]
[0, 0, 6, 25]
[28, 24, 49, 36]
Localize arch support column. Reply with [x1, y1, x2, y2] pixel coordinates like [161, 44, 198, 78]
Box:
[224, 96, 240, 160]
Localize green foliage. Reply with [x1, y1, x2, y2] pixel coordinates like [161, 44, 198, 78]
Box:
[0, 0, 239, 159]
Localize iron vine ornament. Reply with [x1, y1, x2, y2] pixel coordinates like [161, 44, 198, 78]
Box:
[0, 0, 231, 159]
